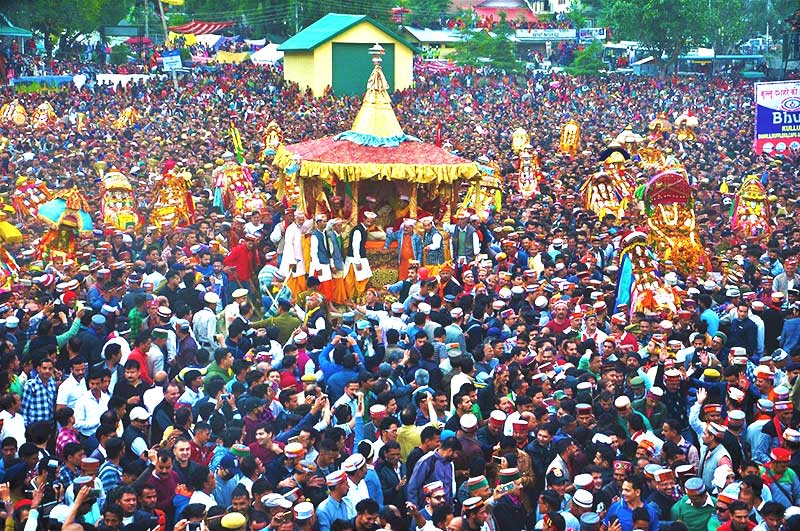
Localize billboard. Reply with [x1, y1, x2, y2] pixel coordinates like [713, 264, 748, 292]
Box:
[754, 80, 800, 154]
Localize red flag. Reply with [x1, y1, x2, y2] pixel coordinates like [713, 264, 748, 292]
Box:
[435, 122, 442, 147]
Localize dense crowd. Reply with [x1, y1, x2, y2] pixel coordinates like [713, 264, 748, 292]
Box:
[0, 54, 796, 531]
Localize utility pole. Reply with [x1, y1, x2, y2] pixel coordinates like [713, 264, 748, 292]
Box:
[295, 0, 299, 34]
[144, 0, 149, 39]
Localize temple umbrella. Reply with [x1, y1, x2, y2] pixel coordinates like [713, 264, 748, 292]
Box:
[37, 189, 94, 234]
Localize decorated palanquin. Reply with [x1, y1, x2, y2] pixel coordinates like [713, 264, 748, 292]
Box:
[636, 145, 667, 170]
[151, 160, 195, 229]
[212, 154, 264, 215]
[0, 100, 26, 127]
[260, 120, 284, 160]
[518, 151, 543, 199]
[643, 167, 710, 276]
[0, 206, 22, 289]
[615, 231, 678, 317]
[31, 102, 57, 130]
[36, 188, 92, 263]
[648, 113, 672, 141]
[113, 106, 139, 130]
[12, 177, 52, 220]
[461, 160, 502, 222]
[559, 119, 581, 155]
[580, 170, 629, 221]
[101, 168, 143, 231]
[731, 175, 772, 239]
[674, 110, 699, 142]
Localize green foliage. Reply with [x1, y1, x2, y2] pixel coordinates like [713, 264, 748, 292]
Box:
[452, 11, 522, 73]
[564, 40, 606, 75]
[9, 0, 131, 55]
[110, 44, 131, 65]
[600, 0, 714, 74]
[404, 0, 451, 28]
[566, 0, 589, 31]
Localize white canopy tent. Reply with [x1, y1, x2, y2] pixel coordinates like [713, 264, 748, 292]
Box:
[249, 43, 283, 64]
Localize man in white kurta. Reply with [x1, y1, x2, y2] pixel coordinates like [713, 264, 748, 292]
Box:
[279, 211, 308, 295]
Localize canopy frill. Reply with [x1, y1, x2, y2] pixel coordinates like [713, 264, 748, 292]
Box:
[272, 44, 478, 184]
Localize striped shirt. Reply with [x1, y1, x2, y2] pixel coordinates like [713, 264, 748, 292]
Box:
[98, 460, 123, 492]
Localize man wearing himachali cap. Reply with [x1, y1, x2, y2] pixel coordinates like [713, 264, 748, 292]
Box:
[317, 470, 355, 531]
[344, 211, 376, 299]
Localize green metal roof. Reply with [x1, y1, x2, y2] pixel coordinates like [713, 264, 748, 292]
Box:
[0, 14, 31, 38]
[278, 13, 419, 53]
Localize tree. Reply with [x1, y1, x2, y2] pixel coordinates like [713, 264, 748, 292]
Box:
[10, 0, 130, 56]
[601, 0, 713, 75]
[404, 0, 451, 29]
[565, 40, 606, 75]
[452, 11, 522, 73]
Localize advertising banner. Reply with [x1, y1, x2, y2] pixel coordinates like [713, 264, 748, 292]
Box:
[754, 81, 800, 154]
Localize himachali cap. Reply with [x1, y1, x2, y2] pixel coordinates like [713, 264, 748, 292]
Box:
[325, 470, 347, 488]
[574, 474, 593, 490]
[771, 447, 791, 462]
[675, 464, 696, 479]
[294, 502, 315, 520]
[284, 442, 305, 459]
[703, 403, 723, 414]
[684, 477, 706, 496]
[728, 410, 746, 422]
[489, 410, 507, 427]
[613, 460, 632, 472]
[498, 467, 521, 482]
[204, 292, 220, 305]
[718, 483, 742, 504]
[460, 413, 478, 432]
[754, 365, 775, 379]
[580, 513, 601, 527]
[647, 387, 664, 400]
[369, 404, 387, 420]
[512, 419, 529, 434]
[261, 493, 293, 509]
[467, 476, 489, 492]
[758, 398, 774, 412]
[783, 428, 800, 443]
[638, 440, 656, 456]
[775, 401, 794, 412]
[708, 422, 727, 438]
[664, 369, 682, 382]
[728, 387, 745, 402]
[341, 453, 366, 472]
[462, 496, 484, 512]
[157, 306, 172, 318]
[230, 444, 250, 458]
[81, 457, 100, 475]
[573, 489, 593, 509]
[774, 386, 790, 400]
[423, 480, 445, 496]
[614, 396, 631, 410]
[576, 403, 593, 415]
[653, 468, 674, 482]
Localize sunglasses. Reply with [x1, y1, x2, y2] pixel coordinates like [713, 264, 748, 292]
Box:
[716, 506, 729, 512]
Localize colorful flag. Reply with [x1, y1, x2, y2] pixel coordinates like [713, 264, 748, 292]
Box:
[160, 0, 185, 5]
[229, 123, 245, 163]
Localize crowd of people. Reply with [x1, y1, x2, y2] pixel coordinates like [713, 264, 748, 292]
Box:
[0, 48, 796, 531]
